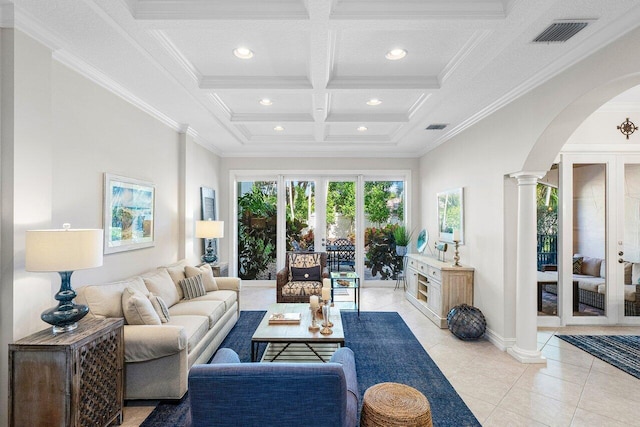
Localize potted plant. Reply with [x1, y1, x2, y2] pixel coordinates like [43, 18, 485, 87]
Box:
[393, 225, 413, 256]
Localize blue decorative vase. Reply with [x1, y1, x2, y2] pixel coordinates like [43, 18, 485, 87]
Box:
[447, 304, 486, 341]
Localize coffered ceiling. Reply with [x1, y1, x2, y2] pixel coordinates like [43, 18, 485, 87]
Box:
[9, 0, 640, 157]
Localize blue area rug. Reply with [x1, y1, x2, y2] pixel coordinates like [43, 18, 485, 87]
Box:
[557, 335, 640, 379]
[141, 310, 479, 426]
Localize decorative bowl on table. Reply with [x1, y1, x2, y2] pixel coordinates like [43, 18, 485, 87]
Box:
[337, 279, 350, 287]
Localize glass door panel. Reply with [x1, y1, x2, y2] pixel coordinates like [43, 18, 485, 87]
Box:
[537, 181, 558, 316]
[285, 180, 316, 252]
[237, 180, 278, 280]
[325, 181, 356, 272]
[572, 163, 606, 317]
[363, 180, 406, 283]
[623, 163, 640, 318]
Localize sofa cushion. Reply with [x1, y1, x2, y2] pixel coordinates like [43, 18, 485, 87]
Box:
[168, 300, 226, 329]
[122, 287, 162, 325]
[581, 256, 602, 277]
[282, 281, 322, 297]
[179, 274, 207, 300]
[165, 259, 189, 299]
[149, 293, 170, 323]
[185, 264, 218, 291]
[624, 285, 638, 302]
[190, 290, 237, 312]
[576, 276, 605, 292]
[142, 268, 181, 307]
[288, 252, 323, 280]
[165, 315, 209, 353]
[633, 263, 640, 284]
[81, 276, 149, 319]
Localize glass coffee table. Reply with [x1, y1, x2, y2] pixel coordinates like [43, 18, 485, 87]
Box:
[251, 303, 344, 362]
[330, 271, 360, 316]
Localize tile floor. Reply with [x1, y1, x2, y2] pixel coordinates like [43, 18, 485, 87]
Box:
[123, 286, 640, 426]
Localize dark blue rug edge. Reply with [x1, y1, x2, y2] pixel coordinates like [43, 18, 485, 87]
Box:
[557, 335, 640, 379]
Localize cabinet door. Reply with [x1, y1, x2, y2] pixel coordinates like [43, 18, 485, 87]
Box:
[427, 281, 442, 314]
[406, 269, 418, 295]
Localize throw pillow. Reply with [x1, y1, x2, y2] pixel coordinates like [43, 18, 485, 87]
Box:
[291, 265, 321, 281]
[572, 257, 583, 274]
[185, 264, 218, 291]
[179, 274, 207, 300]
[122, 287, 162, 325]
[149, 292, 170, 323]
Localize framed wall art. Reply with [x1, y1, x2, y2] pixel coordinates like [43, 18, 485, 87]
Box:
[104, 173, 155, 254]
[437, 187, 464, 244]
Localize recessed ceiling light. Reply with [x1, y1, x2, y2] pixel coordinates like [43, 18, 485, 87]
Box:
[274, 125, 284, 131]
[357, 126, 368, 132]
[385, 48, 407, 60]
[367, 98, 382, 106]
[259, 98, 273, 106]
[233, 47, 254, 59]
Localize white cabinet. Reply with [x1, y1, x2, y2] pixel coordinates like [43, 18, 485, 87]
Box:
[405, 254, 474, 328]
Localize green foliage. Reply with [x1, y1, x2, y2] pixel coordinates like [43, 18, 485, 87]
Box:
[237, 182, 277, 280]
[364, 181, 392, 226]
[537, 184, 558, 235]
[392, 225, 413, 247]
[364, 225, 403, 280]
[327, 182, 355, 226]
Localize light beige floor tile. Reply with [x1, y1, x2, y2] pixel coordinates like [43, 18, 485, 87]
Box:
[541, 342, 594, 369]
[122, 405, 156, 427]
[570, 408, 631, 427]
[465, 353, 527, 386]
[448, 368, 513, 405]
[483, 407, 548, 427]
[499, 387, 576, 426]
[514, 367, 583, 405]
[459, 392, 497, 424]
[583, 369, 640, 403]
[578, 386, 640, 425]
[523, 358, 590, 386]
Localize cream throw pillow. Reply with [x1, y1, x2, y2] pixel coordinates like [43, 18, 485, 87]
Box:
[178, 274, 207, 300]
[122, 287, 161, 325]
[185, 264, 218, 291]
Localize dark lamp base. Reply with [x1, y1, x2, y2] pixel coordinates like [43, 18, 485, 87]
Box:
[41, 303, 89, 334]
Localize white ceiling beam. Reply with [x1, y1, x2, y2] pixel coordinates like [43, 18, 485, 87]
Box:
[327, 77, 440, 90]
[200, 76, 313, 90]
[230, 113, 314, 123]
[330, 0, 506, 20]
[127, 0, 309, 20]
[307, 0, 332, 142]
[326, 114, 408, 123]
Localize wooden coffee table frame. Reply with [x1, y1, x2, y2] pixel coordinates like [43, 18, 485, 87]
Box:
[251, 303, 345, 362]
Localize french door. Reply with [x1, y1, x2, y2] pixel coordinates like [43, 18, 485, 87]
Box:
[558, 154, 640, 325]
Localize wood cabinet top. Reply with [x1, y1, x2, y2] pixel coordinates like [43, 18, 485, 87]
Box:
[10, 318, 124, 349]
[407, 253, 474, 272]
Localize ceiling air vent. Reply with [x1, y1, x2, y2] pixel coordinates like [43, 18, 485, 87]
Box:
[426, 124, 447, 130]
[532, 21, 589, 43]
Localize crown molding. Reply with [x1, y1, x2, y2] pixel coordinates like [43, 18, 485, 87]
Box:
[128, 0, 309, 21]
[439, 30, 492, 85]
[200, 76, 312, 90]
[206, 93, 233, 120]
[148, 29, 200, 84]
[52, 49, 182, 133]
[422, 6, 640, 156]
[327, 76, 440, 90]
[407, 93, 430, 119]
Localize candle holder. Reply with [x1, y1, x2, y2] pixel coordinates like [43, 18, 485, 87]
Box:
[322, 300, 333, 327]
[308, 307, 320, 332]
[320, 303, 333, 335]
[452, 239, 461, 267]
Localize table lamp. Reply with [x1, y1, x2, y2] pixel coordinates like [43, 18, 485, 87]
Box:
[195, 219, 224, 263]
[26, 223, 103, 333]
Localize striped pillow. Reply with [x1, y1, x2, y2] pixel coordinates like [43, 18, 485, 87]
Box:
[149, 292, 170, 323]
[179, 274, 206, 300]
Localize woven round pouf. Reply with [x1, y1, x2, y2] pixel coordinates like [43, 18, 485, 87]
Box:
[360, 382, 432, 427]
[447, 304, 486, 340]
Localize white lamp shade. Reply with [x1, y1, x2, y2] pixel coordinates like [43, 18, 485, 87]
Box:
[195, 220, 224, 239]
[26, 228, 104, 272]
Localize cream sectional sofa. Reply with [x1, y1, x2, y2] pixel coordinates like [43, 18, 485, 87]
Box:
[75, 260, 240, 400]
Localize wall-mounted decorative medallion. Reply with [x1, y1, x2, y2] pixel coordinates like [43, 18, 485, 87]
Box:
[617, 117, 638, 140]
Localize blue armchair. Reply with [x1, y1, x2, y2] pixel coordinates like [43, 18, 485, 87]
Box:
[188, 347, 359, 427]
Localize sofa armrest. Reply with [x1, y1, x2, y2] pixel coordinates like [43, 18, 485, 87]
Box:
[215, 277, 241, 292]
[124, 325, 187, 362]
[276, 267, 288, 286]
[330, 347, 359, 405]
[211, 348, 241, 364]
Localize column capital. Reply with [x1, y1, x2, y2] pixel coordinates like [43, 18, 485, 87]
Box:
[510, 171, 546, 185]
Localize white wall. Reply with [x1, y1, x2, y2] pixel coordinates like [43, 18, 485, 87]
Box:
[0, 31, 221, 424]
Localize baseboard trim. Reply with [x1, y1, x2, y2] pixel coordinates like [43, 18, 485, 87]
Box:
[485, 327, 515, 352]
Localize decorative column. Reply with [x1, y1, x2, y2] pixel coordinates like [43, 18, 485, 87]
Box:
[508, 172, 546, 364]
